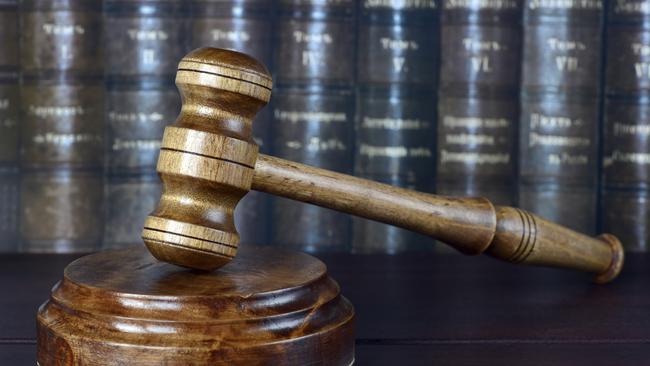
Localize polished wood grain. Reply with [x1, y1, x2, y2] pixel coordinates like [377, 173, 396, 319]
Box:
[254, 155, 623, 283]
[142, 47, 623, 282]
[1, 253, 649, 365]
[141, 48, 270, 270]
[37, 247, 354, 365]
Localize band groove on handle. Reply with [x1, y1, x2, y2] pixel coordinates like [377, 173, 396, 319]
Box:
[509, 209, 537, 264]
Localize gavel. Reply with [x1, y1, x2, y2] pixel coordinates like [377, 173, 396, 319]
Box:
[141, 47, 624, 283]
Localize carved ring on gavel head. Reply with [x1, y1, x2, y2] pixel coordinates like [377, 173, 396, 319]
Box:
[142, 47, 624, 284]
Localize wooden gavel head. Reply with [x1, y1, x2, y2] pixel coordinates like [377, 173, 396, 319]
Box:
[141, 48, 271, 270]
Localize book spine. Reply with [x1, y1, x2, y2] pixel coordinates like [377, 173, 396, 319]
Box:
[103, 79, 179, 248]
[356, 2, 438, 86]
[0, 166, 19, 252]
[519, 183, 599, 235]
[601, 187, 650, 252]
[189, 0, 273, 245]
[103, 0, 186, 79]
[601, 1, 650, 251]
[271, 0, 355, 252]
[272, 86, 355, 251]
[353, 0, 438, 253]
[437, 90, 519, 205]
[519, 0, 604, 234]
[437, 1, 521, 206]
[355, 87, 436, 183]
[603, 96, 650, 186]
[19, 0, 104, 252]
[0, 78, 19, 166]
[189, 0, 272, 66]
[20, 1, 103, 76]
[21, 170, 103, 253]
[606, 6, 650, 95]
[275, 1, 355, 86]
[103, 0, 185, 248]
[0, 0, 19, 251]
[21, 78, 104, 168]
[104, 174, 162, 249]
[105, 79, 179, 176]
[0, 0, 18, 74]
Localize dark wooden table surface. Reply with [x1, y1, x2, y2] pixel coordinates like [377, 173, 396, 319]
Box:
[1, 250, 648, 365]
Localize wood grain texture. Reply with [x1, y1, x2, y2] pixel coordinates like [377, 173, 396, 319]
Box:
[37, 247, 355, 365]
[351, 175, 432, 254]
[253, 154, 623, 283]
[143, 47, 623, 282]
[141, 48, 270, 270]
[254, 154, 497, 255]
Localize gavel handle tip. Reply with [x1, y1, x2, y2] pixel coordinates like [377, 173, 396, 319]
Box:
[592, 234, 625, 284]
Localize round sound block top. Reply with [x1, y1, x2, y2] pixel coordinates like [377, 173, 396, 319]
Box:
[60, 246, 332, 321]
[38, 246, 355, 365]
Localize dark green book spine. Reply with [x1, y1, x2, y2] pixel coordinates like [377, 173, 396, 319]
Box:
[0, 0, 19, 251]
[104, 174, 162, 248]
[437, 1, 521, 206]
[272, 0, 356, 252]
[103, 79, 180, 248]
[103, 0, 185, 79]
[353, 0, 438, 253]
[601, 1, 650, 251]
[19, 0, 104, 252]
[21, 170, 104, 252]
[272, 86, 355, 252]
[0, 79, 19, 167]
[519, 0, 604, 235]
[103, 0, 185, 249]
[189, 0, 273, 246]
[0, 166, 19, 252]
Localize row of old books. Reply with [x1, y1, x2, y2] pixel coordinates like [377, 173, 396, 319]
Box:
[0, 0, 649, 254]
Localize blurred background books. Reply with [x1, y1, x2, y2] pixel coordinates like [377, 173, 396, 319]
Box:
[0, 0, 648, 255]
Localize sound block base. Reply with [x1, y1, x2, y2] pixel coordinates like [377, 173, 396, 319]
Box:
[37, 246, 355, 365]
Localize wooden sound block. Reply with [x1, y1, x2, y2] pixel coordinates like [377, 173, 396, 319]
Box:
[37, 246, 355, 365]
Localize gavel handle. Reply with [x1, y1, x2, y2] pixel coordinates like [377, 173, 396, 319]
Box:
[252, 154, 624, 283]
